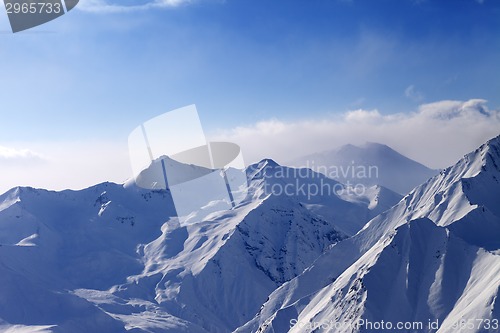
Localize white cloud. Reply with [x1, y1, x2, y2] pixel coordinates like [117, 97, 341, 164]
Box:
[211, 99, 500, 169]
[0, 146, 44, 163]
[344, 109, 381, 122]
[77, 0, 192, 13]
[404, 84, 424, 102]
[418, 99, 490, 120]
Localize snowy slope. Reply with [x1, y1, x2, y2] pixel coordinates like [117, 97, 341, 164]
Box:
[0, 158, 400, 332]
[0, 183, 177, 332]
[291, 142, 438, 194]
[84, 160, 400, 332]
[2, 134, 497, 333]
[238, 135, 500, 333]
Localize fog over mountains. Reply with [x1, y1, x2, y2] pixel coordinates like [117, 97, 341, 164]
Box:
[291, 142, 438, 195]
[0, 136, 499, 333]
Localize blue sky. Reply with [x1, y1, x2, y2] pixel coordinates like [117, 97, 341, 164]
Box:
[0, 0, 499, 192]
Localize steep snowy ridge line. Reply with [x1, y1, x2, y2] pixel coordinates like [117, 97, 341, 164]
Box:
[239, 134, 500, 333]
[284, 218, 500, 333]
[0, 188, 21, 213]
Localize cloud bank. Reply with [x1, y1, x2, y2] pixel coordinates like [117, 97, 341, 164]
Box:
[0, 146, 44, 164]
[1, 99, 497, 194]
[212, 99, 500, 169]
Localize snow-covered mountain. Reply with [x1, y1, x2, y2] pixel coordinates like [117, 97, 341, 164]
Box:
[238, 135, 500, 333]
[0, 157, 400, 332]
[1, 135, 498, 333]
[290, 142, 438, 195]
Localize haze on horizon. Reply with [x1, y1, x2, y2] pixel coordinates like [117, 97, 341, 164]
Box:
[0, 0, 499, 193]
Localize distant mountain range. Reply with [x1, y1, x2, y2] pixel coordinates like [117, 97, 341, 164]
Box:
[290, 142, 438, 194]
[0, 136, 499, 332]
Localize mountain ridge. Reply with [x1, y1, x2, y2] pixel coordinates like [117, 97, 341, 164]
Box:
[0, 135, 499, 332]
[239, 134, 500, 333]
[0, 155, 401, 332]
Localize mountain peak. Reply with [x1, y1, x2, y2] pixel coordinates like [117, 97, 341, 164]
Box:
[291, 142, 437, 194]
[446, 133, 500, 180]
[482, 133, 500, 162]
[257, 158, 280, 167]
[333, 143, 364, 157]
[360, 141, 391, 149]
